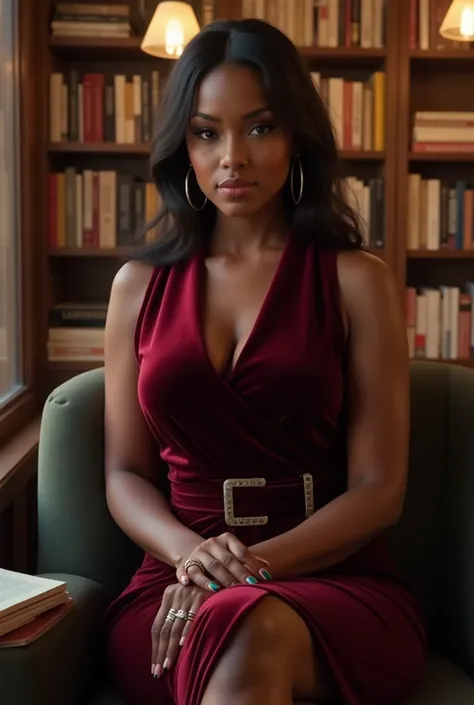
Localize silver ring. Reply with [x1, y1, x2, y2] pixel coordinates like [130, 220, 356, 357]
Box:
[165, 608, 177, 623]
[176, 609, 188, 620]
[187, 610, 196, 622]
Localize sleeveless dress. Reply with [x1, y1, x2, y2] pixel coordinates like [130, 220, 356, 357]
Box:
[104, 234, 427, 705]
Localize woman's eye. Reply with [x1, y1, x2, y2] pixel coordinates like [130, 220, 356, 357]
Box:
[194, 128, 217, 140]
[249, 123, 274, 136]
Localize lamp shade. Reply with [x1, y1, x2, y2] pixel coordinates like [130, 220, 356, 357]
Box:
[439, 0, 474, 41]
[141, 2, 200, 59]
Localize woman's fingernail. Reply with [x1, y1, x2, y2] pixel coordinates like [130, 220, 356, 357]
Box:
[163, 657, 171, 670]
[179, 636, 186, 646]
[259, 568, 272, 580]
[153, 664, 162, 678]
[208, 582, 220, 592]
[246, 576, 258, 585]
[180, 575, 189, 585]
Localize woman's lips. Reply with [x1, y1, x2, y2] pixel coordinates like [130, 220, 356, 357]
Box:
[218, 179, 256, 199]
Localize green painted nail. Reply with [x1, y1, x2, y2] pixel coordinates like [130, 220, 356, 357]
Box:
[259, 569, 272, 580]
[208, 582, 220, 592]
[246, 576, 258, 585]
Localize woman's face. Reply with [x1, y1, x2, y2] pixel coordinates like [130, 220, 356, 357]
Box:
[185, 63, 293, 218]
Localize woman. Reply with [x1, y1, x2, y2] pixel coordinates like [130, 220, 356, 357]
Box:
[103, 18, 427, 705]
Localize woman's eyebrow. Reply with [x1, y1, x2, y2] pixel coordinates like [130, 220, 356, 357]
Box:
[190, 106, 272, 122]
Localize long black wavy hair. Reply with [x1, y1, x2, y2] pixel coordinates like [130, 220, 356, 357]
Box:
[133, 18, 365, 265]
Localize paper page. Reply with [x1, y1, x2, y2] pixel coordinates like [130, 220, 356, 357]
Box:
[0, 569, 66, 615]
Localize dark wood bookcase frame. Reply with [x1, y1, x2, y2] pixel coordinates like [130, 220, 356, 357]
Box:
[33, 0, 474, 396]
[396, 1, 474, 370]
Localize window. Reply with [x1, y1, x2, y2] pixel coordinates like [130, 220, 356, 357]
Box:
[0, 0, 22, 407]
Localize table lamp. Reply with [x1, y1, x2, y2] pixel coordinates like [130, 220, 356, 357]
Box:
[439, 1, 474, 41]
[141, 1, 201, 58]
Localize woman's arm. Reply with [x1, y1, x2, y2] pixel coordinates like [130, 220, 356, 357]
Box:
[250, 251, 409, 577]
[104, 262, 203, 567]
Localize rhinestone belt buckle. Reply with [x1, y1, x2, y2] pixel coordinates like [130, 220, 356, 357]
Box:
[223, 474, 314, 527]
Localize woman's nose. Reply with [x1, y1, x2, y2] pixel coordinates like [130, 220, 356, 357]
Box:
[220, 136, 249, 169]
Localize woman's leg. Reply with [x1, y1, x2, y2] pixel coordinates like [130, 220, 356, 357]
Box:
[200, 596, 337, 705]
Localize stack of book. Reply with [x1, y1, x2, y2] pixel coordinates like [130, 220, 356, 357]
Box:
[47, 302, 107, 362]
[50, 2, 140, 38]
[412, 111, 474, 154]
[0, 569, 74, 647]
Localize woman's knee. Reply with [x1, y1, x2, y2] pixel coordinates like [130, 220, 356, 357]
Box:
[233, 595, 300, 654]
[203, 592, 309, 674]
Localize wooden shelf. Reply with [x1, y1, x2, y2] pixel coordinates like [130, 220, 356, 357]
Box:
[48, 142, 151, 155]
[410, 49, 474, 69]
[409, 151, 474, 162]
[340, 150, 385, 160]
[48, 36, 386, 64]
[48, 35, 148, 60]
[407, 250, 474, 259]
[48, 143, 383, 160]
[299, 46, 385, 66]
[47, 360, 103, 372]
[49, 247, 137, 257]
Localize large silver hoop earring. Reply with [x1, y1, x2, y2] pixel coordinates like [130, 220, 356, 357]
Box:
[185, 165, 208, 211]
[290, 155, 304, 205]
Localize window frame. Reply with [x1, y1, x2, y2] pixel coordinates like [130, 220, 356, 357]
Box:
[0, 0, 42, 448]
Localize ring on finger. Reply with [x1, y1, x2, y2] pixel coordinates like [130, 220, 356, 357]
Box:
[187, 610, 196, 623]
[184, 558, 206, 574]
[176, 609, 188, 620]
[165, 608, 177, 624]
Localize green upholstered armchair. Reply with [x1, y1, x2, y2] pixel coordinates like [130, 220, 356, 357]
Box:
[1, 361, 474, 705]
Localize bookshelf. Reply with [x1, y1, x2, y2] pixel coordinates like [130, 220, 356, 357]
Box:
[36, 0, 474, 393]
[397, 1, 474, 368]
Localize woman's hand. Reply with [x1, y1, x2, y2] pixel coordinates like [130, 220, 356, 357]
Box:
[151, 583, 210, 678]
[176, 532, 272, 591]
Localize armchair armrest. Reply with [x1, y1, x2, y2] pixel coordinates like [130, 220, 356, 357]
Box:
[0, 573, 109, 705]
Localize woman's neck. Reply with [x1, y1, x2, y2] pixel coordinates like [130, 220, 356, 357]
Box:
[211, 203, 288, 258]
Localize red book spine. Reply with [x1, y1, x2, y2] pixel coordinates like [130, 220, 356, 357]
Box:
[91, 73, 104, 142]
[82, 74, 94, 142]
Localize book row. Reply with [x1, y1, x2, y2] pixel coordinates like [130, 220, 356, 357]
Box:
[48, 170, 160, 249]
[242, 0, 386, 48]
[406, 284, 474, 361]
[407, 175, 474, 251]
[48, 169, 385, 252]
[49, 70, 160, 145]
[311, 71, 384, 152]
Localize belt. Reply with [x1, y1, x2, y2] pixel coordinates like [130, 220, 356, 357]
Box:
[170, 473, 315, 527]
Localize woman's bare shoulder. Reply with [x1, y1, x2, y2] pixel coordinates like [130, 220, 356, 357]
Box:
[336, 250, 399, 334]
[108, 260, 155, 330]
[337, 249, 391, 286]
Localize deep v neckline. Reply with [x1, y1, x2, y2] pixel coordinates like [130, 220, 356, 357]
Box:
[194, 233, 293, 380]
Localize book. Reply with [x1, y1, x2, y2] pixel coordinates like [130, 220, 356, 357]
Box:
[0, 596, 75, 647]
[0, 569, 70, 638]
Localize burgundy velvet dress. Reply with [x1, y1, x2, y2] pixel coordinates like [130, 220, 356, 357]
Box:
[104, 234, 427, 705]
